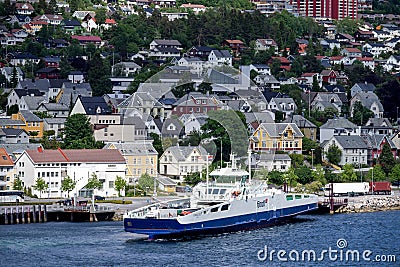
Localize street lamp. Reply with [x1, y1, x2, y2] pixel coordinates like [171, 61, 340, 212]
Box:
[311, 149, 315, 170]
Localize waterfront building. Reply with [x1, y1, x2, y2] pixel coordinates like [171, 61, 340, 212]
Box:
[14, 148, 126, 198]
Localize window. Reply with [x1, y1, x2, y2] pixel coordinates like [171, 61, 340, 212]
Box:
[109, 181, 114, 188]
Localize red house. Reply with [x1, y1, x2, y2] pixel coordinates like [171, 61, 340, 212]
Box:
[320, 70, 338, 84]
[222, 39, 245, 55]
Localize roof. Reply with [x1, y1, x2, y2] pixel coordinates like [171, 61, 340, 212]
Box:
[0, 143, 41, 159]
[152, 39, 181, 46]
[25, 149, 125, 163]
[71, 35, 102, 42]
[39, 102, 69, 111]
[78, 96, 111, 115]
[103, 141, 157, 156]
[283, 115, 317, 128]
[363, 134, 396, 150]
[333, 135, 368, 149]
[163, 145, 207, 162]
[156, 176, 177, 186]
[352, 92, 383, 111]
[320, 118, 357, 129]
[0, 148, 14, 166]
[19, 79, 50, 91]
[12, 89, 42, 98]
[1, 128, 27, 137]
[211, 50, 232, 58]
[20, 110, 42, 122]
[365, 118, 392, 128]
[258, 123, 303, 137]
[353, 82, 376, 92]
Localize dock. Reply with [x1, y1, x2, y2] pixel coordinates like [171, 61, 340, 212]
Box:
[0, 204, 115, 225]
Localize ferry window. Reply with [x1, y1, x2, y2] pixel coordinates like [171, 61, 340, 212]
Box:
[295, 195, 302, 199]
[286, 195, 293, 201]
[220, 189, 226, 194]
[210, 207, 218, 213]
[212, 189, 219, 194]
[208, 189, 212, 194]
[221, 204, 229, 211]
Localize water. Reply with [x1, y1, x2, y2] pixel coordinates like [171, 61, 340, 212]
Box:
[1, 211, 399, 266]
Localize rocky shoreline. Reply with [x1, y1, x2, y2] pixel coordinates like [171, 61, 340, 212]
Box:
[336, 195, 400, 213]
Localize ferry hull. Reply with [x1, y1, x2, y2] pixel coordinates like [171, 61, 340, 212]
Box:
[124, 203, 318, 239]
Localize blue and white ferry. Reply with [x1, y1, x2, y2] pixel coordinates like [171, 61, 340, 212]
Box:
[123, 155, 318, 240]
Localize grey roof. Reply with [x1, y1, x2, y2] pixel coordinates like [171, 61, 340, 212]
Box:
[365, 118, 392, 128]
[0, 143, 42, 160]
[363, 134, 396, 150]
[244, 112, 274, 124]
[12, 89, 42, 98]
[22, 95, 46, 110]
[156, 176, 177, 186]
[39, 102, 69, 111]
[118, 92, 163, 109]
[116, 61, 141, 69]
[1, 128, 27, 137]
[353, 82, 376, 92]
[153, 39, 182, 46]
[20, 110, 42, 122]
[122, 116, 146, 129]
[59, 83, 92, 106]
[49, 79, 68, 88]
[0, 118, 26, 127]
[352, 92, 383, 111]
[256, 153, 291, 161]
[320, 118, 357, 129]
[259, 123, 303, 137]
[283, 115, 317, 128]
[43, 117, 67, 124]
[19, 79, 50, 91]
[161, 118, 184, 136]
[2, 66, 23, 77]
[333, 135, 368, 149]
[164, 145, 207, 161]
[103, 141, 157, 156]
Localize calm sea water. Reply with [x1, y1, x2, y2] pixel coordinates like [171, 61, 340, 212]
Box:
[1, 211, 399, 266]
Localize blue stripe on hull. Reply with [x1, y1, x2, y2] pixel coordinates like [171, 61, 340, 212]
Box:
[124, 203, 318, 239]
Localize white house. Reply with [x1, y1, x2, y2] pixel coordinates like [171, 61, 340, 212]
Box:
[320, 118, 360, 143]
[14, 148, 126, 198]
[159, 145, 208, 180]
[208, 50, 232, 66]
[322, 135, 368, 166]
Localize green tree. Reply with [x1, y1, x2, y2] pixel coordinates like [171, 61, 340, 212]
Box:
[378, 143, 396, 176]
[294, 165, 312, 184]
[268, 170, 284, 185]
[389, 164, 400, 185]
[365, 165, 386, 182]
[282, 167, 298, 190]
[302, 137, 318, 153]
[13, 176, 23, 190]
[326, 144, 342, 166]
[351, 101, 374, 125]
[87, 52, 112, 96]
[138, 173, 155, 194]
[86, 172, 103, 191]
[64, 114, 97, 149]
[10, 66, 18, 88]
[340, 164, 358, 182]
[33, 177, 48, 198]
[335, 18, 361, 35]
[114, 176, 127, 197]
[61, 175, 76, 198]
[289, 153, 304, 168]
[312, 165, 327, 185]
[184, 172, 203, 186]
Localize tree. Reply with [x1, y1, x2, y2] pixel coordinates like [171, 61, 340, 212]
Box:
[312, 165, 327, 185]
[365, 165, 386, 182]
[268, 170, 284, 185]
[86, 172, 103, 191]
[326, 144, 342, 166]
[64, 114, 97, 149]
[389, 164, 400, 185]
[138, 173, 155, 194]
[294, 165, 313, 184]
[312, 75, 321, 92]
[340, 164, 358, 182]
[10, 66, 18, 88]
[184, 172, 203, 186]
[61, 176, 76, 198]
[378, 143, 396, 176]
[87, 52, 112, 96]
[33, 177, 48, 198]
[13, 176, 23, 190]
[114, 176, 127, 197]
[282, 167, 298, 190]
[351, 101, 374, 125]
[302, 137, 318, 153]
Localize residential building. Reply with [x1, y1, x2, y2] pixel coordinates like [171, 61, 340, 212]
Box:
[0, 148, 14, 190]
[350, 92, 384, 118]
[322, 135, 368, 166]
[208, 50, 233, 66]
[283, 114, 317, 141]
[11, 110, 44, 139]
[320, 117, 359, 143]
[350, 82, 376, 97]
[251, 153, 292, 172]
[291, 0, 358, 20]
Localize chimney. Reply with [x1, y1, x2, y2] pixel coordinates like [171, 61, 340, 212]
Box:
[38, 147, 43, 153]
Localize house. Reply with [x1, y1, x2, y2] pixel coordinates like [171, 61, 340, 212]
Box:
[356, 57, 375, 70]
[208, 50, 233, 66]
[71, 35, 102, 47]
[112, 62, 142, 77]
[149, 39, 182, 51]
[322, 135, 368, 166]
[7, 52, 40, 66]
[222, 39, 245, 55]
[28, 20, 48, 33]
[158, 118, 184, 139]
[283, 115, 317, 142]
[354, 30, 376, 42]
[18, 94, 46, 111]
[35, 68, 61, 79]
[320, 70, 339, 84]
[81, 15, 98, 32]
[156, 176, 177, 192]
[9, 15, 31, 26]
[1, 66, 24, 83]
[251, 153, 291, 172]
[37, 103, 69, 118]
[254, 39, 278, 54]
[362, 43, 389, 58]
[7, 89, 42, 110]
[33, 14, 63, 25]
[384, 55, 400, 72]
[15, 3, 35, 15]
[11, 29, 28, 43]
[362, 134, 397, 164]
[0, 128, 29, 144]
[250, 123, 303, 154]
[350, 82, 376, 97]
[335, 33, 355, 43]
[118, 92, 165, 119]
[179, 113, 208, 135]
[362, 118, 393, 136]
[250, 64, 271, 75]
[311, 92, 343, 114]
[159, 145, 208, 180]
[61, 19, 82, 34]
[320, 117, 359, 143]
[11, 110, 44, 139]
[103, 141, 158, 184]
[268, 97, 297, 118]
[185, 45, 213, 60]
[268, 57, 291, 72]
[254, 74, 280, 89]
[0, 148, 14, 190]
[298, 72, 322, 87]
[341, 47, 362, 58]
[350, 92, 384, 118]
[161, 12, 188, 21]
[43, 117, 67, 138]
[43, 56, 61, 68]
[102, 18, 117, 30]
[171, 92, 224, 116]
[72, 10, 96, 20]
[180, 3, 207, 14]
[57, 82, 92, 107]
[14, 148, 126, 198]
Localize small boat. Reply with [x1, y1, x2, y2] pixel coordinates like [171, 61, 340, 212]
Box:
[123, 155, 318, 240]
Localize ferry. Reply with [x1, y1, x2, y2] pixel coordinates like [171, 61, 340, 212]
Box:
[123, 155, 318, 240]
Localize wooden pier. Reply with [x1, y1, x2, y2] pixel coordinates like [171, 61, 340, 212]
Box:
[317, 198, 348, 214]
[0, 204, 115, 225]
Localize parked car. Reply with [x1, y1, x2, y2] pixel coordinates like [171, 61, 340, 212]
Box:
[94, 195, 105, 201]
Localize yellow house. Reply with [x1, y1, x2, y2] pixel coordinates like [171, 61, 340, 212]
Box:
[11, 110, 44, 138]
[104, 141, 158, 184]
[250, 123, 303, 154]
